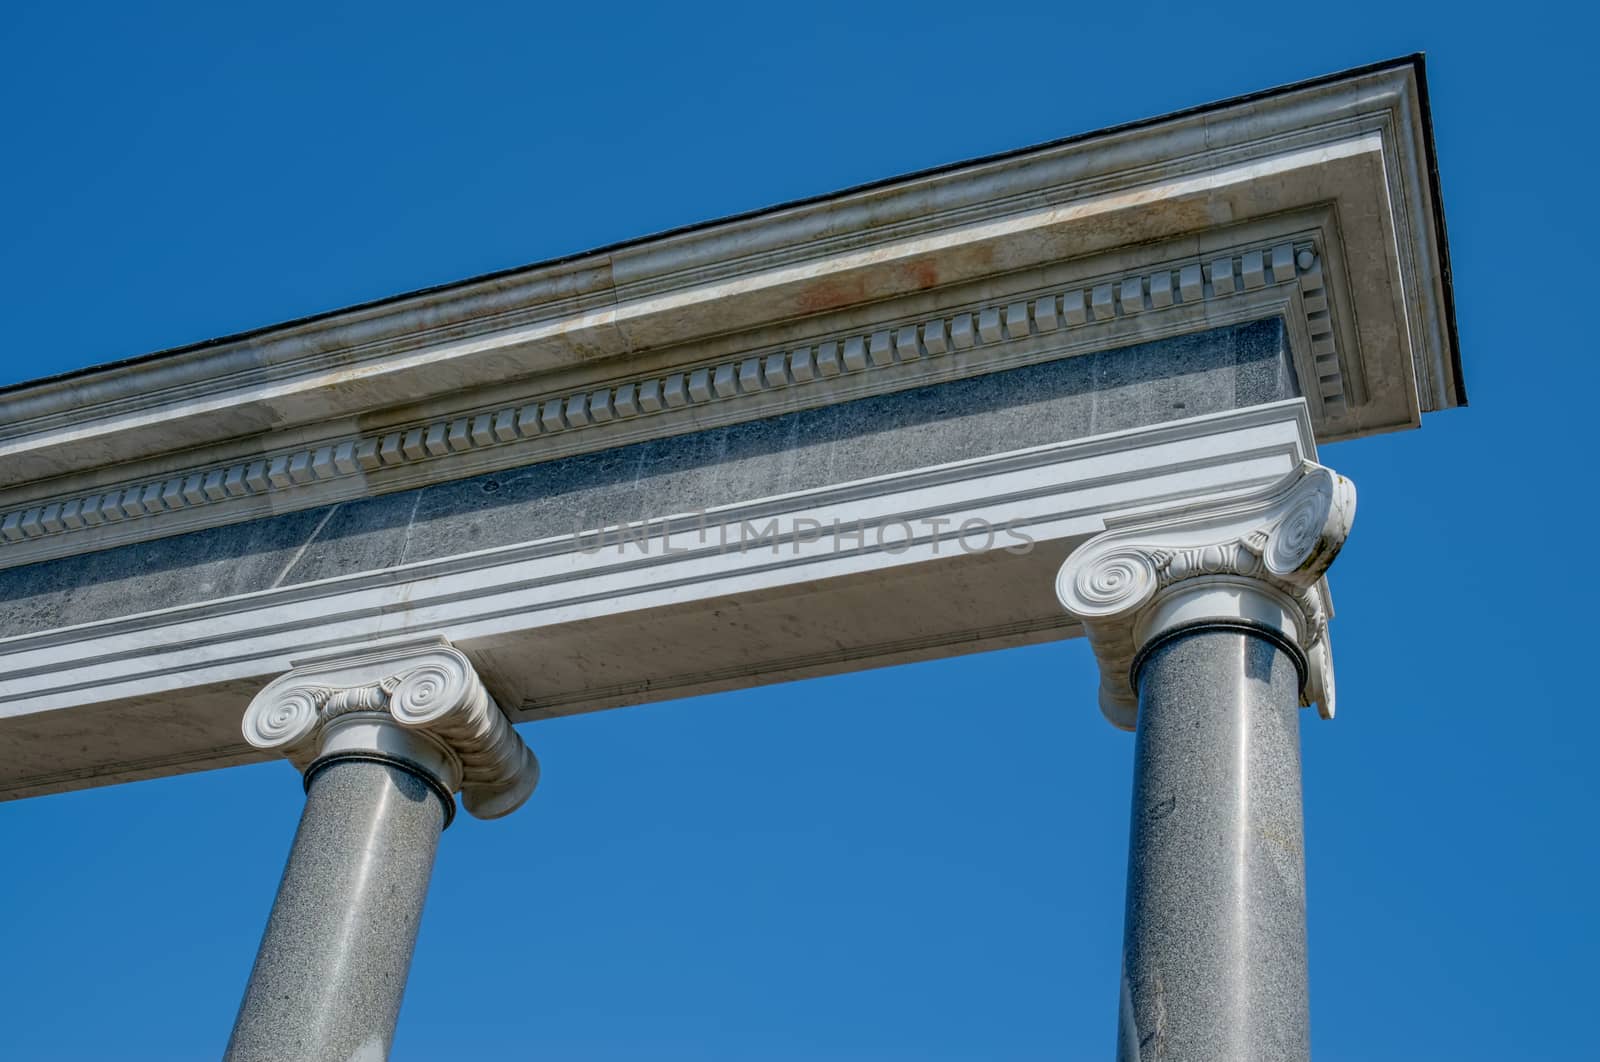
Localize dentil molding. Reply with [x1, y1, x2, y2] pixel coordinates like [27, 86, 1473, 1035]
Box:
[241, 637, 539, 820]
[1056, 461, 1355, 729]
[0, 59, 1459, 496]
[0, 238, 1336, 571]
[0, 60, 1463, 574]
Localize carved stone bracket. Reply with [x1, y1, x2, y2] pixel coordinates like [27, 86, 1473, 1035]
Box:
[242, 636, 540, 819]
[1056, 462, 1356, 730]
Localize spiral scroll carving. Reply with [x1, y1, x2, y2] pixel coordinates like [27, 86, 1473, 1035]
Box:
[240, 637, 539, 819]
[1060, 547, 1159, 617]
[1054, 462, 1354, 729]
[1264, 478, 1335, 577]
[242, 686, 323, 753]
[390, 659, 472, 727]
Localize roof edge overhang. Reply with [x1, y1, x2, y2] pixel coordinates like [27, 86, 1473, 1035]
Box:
[0, 56, 1461, 563]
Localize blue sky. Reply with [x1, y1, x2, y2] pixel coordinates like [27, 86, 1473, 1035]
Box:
[1, 2, 1594, 1059]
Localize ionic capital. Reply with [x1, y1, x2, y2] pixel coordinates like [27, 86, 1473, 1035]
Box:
[242, 636, 539, 820]
[1056, 462, 1355, 729]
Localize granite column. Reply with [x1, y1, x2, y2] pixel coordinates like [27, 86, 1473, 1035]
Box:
[225, 638, 540, 1062]
[224, 758, 447, 1062]
[1057, 463, 1355, 1062]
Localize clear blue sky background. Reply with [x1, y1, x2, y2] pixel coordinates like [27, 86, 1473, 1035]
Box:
[1, 2, 1593, 1059]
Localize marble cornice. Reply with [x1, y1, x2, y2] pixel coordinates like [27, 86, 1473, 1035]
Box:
[0, 58, 1456, 511]
[0, 234, 1339, 569]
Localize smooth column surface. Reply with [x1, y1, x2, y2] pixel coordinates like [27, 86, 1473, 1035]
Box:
[225, 759, 447, 1062]
[1117, 627, 1309, 1062]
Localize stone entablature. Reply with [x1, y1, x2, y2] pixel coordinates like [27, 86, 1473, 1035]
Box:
[0, 398, 1318, 799]
[0, 239, 1338, 570]
[0, 58, 1460, 805]
[0, 60, 1457, 570]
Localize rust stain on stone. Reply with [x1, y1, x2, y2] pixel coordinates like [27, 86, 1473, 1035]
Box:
[902, 257, 941, 289]
[793, 246, 996, 316]
[794, 275, 870, 315]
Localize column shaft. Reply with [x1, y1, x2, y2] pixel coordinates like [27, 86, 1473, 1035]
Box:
[1117, 627, 1309, 1061]
[225, 760, 447, 1062]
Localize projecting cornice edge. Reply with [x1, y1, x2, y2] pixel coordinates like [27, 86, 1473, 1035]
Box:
[0, 58, 1457, 493]
[0, 234, 1338, 570]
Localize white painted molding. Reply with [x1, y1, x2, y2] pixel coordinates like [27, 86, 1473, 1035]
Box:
[0, 400, 1320, 800]
[242, 637, 539, 819]
[1056, 462, 1355, 729]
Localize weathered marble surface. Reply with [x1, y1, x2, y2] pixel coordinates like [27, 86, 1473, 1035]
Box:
[1118, 627, 1309, 1061]
[0, 60, 1458, 511]
[0, 319, 1295, 638]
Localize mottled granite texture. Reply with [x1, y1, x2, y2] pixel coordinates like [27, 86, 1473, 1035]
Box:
[1118, 628, 1309, 1062]
[0, 319, 1296, 637]
[224, 760, 447, 1062]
